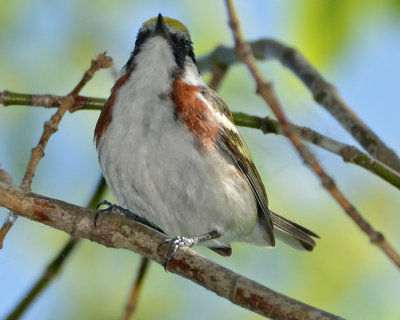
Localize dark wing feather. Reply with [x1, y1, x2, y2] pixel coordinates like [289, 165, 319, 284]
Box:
[270, 211, 319, 251]
[201, 88, 275, 246]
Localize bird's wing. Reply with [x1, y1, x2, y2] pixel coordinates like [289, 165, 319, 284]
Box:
[199, 88, 275, 246]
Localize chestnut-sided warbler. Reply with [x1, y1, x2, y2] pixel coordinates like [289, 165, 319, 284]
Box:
[94, 14, 318, 266]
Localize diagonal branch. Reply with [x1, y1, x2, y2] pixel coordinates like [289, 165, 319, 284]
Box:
[3, 177, 108, 320]
[197, 41, 400, 172]
[121, 257, 150, 320]
[251, 39, 400, 172]
[0, 53, 113, 248]
[0, 180, 343, 320]
[233, 113, 400, 190]
[224, 0, 400, 269]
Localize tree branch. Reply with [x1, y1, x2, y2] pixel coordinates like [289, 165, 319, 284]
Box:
[224, 0, 400, 269]
[0, 179, 343, 320]
[122, 257, 150, 320]
[3, 177, 108, 320]
[233, 113, 400, 190]
[0, 91, 105, 112]
[197, 40, 400, 172]
[0, 53, 113, 247]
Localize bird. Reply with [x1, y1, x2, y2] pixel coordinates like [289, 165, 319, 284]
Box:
[94, 14, 319, 267]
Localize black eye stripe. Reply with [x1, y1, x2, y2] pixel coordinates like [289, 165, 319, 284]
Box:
[125, 29, 151, 69]
[126, 28, 197, 70]
[169, 33, 196, 68]
[170, 34, 191, 50]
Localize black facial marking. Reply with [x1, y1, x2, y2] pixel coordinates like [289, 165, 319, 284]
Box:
[169, 33, 197, 68]
[125, 28, 197, 71]
[125, 29, 152, 70]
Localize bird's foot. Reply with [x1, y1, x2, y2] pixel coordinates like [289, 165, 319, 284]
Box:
[158, 236, 197, 270]
[158, 230, 221, 270]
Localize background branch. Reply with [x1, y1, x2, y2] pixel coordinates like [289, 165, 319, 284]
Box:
[224, 0, 400, 269]
[0, 53, 113, 248]
[198, 40, 400, 172]
[122, 258, 150, 320]
[3, 177, 108, 320]
[233, 113, 400, 190]
[0, 179, 343, 320]
[0, 91, 105, 112]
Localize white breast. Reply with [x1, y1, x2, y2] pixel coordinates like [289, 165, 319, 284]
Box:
[97, 37, 259, 247]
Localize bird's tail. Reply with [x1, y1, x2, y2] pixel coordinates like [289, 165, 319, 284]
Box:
[271, 211, 320, 251]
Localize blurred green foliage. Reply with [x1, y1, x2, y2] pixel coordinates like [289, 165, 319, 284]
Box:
[289, 0, 400, 66]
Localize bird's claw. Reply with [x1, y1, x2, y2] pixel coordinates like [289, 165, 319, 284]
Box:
[94, 200, 129, 227]
[96, 200, 114, 212]
[158, 236, 196, 271]
[95, 201, 167, 236]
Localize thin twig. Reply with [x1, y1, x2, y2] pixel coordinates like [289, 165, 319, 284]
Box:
[0, 90, 105, 111]
[122, 258, 150, 320]
[0, 180, 344, 320]
[0, 166, 14, 186]
[233, 113, 400, 190]
[252, 39, 400, 172]
[3, 177, 108, 320]
[0, 53, 113, 248]
[224, 0, 400, 269]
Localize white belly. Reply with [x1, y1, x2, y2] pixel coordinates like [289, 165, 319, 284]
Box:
[97, 94, 258, 247]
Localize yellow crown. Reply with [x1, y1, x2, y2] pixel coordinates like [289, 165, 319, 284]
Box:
[143, 16, 190, 36]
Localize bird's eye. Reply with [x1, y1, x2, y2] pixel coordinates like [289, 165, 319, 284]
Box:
[183, 41, 191, 52]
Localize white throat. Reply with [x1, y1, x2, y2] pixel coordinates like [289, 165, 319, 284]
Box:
[181, 59, 205, 86]
[128, 36, 177, 93]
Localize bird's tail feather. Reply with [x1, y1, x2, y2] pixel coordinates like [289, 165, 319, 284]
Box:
[271, 211, 320, 251]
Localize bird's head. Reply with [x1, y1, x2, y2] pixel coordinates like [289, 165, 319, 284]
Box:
[125, 14, 197, 72]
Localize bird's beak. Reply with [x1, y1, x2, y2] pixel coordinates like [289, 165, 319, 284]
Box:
[150, 14, 171, 42]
